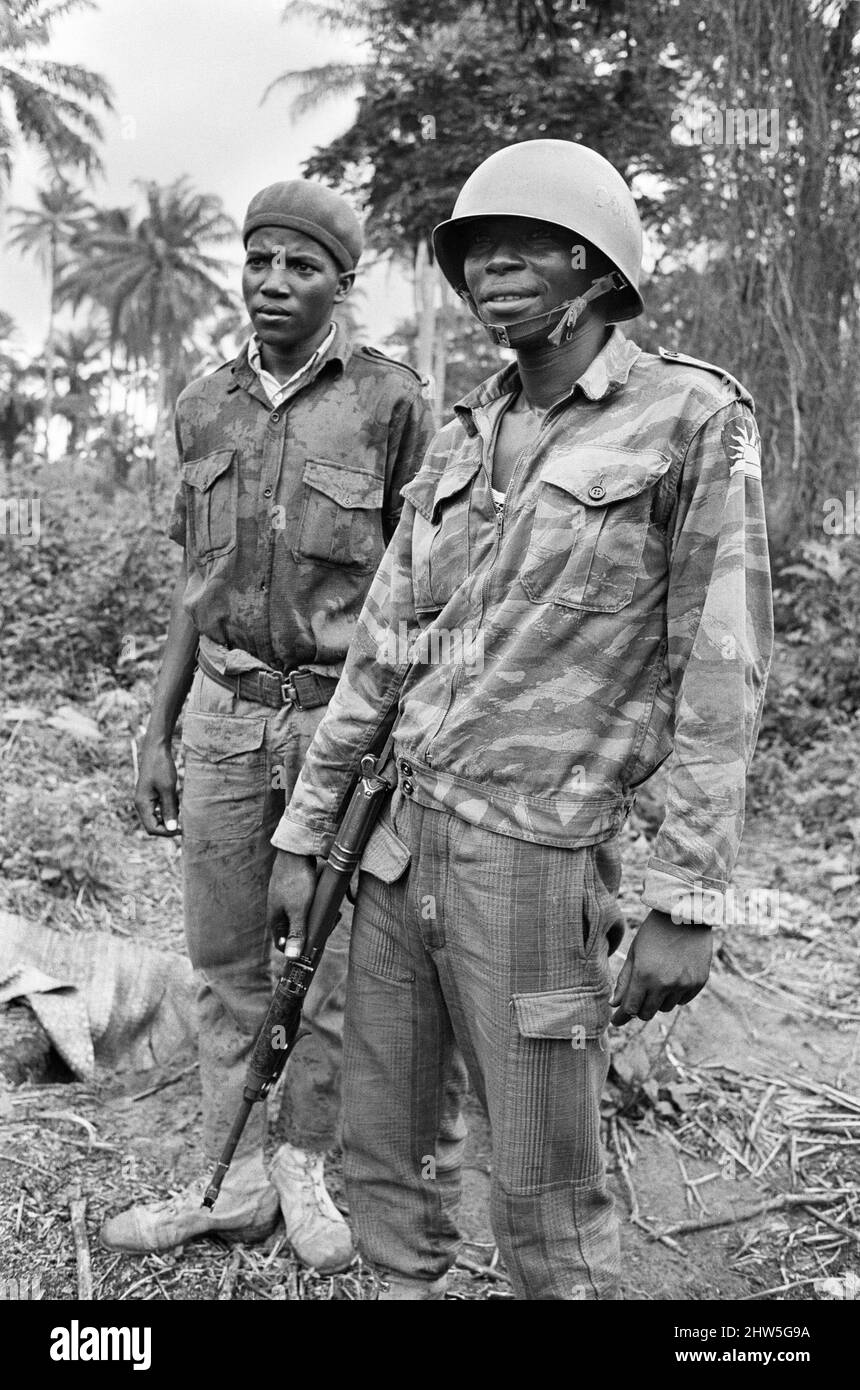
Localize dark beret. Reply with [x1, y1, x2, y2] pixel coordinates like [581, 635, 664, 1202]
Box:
[242, 179, 363, 271]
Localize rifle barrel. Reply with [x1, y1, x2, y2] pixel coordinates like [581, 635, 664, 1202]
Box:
[202, 1097, 254, 1209]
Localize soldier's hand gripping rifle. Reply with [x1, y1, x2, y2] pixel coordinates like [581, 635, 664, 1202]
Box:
[202, 731, 395, 1210]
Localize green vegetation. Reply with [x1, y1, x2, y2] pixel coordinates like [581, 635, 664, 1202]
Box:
[1, 0, 858, 842]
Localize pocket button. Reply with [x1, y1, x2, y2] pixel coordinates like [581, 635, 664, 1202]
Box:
[399, 759, 413, 776]
[588, 484, 606, 501]
[401, 778, 414, 796]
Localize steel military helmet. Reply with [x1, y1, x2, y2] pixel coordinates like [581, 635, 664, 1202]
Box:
[432, 139, 644, 326]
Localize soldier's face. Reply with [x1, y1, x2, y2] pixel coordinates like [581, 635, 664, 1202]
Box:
[242, 228, 353, 350]
[462, 217, 590, 327]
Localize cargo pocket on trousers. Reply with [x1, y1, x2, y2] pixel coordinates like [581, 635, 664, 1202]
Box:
[181, 710, 267, 843]
[511, 985, 611, 1051]
[501, 985, 610, 1193]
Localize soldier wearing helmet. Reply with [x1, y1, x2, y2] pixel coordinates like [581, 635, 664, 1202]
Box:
[434, 138, 643, 348]
[268, 141, 774, 1299]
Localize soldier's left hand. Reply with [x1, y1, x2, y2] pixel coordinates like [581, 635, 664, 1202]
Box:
[610, 908, 712, 1026]
[267, 849, 318, 957]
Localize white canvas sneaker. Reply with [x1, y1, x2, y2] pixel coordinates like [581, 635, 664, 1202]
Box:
[99, 1151, 279, 1253]
[269, 1142, 354, 1273]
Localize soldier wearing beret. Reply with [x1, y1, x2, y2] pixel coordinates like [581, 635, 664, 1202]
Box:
[101, 180, 434, 1269]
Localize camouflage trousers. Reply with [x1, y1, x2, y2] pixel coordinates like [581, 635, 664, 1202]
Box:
[343, 781, 623, 1300]
[181, 667, 348, 1160]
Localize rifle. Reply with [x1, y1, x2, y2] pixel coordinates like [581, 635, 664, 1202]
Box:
[202, 730, 396, 1210]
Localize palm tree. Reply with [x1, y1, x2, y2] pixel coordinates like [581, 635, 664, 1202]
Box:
[0, 311, 38, 483]
[6, 178, 93, 454]
[264, 1, 445, 421]
[51, 321, 107, 451]
[67, 204, 135, 414]
[0, 0, 112, 192]
[58, 177, 239, 489]
[0, 309, 18, 370]
[262, 1, 371, 114]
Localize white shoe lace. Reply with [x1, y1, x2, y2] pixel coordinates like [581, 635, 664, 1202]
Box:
[274, 1148, 344, 1226]
[138, 1180, 205, 1218]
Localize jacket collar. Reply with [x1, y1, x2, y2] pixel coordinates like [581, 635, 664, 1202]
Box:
[453, 326, 642, 436]
[227, 322, 352, 398]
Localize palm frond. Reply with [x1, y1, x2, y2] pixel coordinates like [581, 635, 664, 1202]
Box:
[55, 176, 239, 381]
[0, 0, 111, 191]
[23, 58, 113, 105]
[279, 1, 370, 33]
[262, 61, 369, 114]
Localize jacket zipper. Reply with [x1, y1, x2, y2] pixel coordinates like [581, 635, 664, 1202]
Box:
[424, 399, 569, 767]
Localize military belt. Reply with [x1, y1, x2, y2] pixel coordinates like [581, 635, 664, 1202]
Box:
[196, 647, 339, 711]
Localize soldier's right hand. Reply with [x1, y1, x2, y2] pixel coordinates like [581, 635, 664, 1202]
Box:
[134, 740, 180, 836]
[267, 850, 318, 958]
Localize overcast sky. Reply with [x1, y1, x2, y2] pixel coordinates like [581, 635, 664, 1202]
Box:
[0, 0, 410, 353]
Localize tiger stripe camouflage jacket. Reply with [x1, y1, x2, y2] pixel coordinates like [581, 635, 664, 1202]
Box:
[271, 327, 774, 924]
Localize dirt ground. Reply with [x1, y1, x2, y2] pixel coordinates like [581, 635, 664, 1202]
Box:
[1, 685, 858, 1301]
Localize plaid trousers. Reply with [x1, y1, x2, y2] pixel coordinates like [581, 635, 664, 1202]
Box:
[343, 778, 623, 1300]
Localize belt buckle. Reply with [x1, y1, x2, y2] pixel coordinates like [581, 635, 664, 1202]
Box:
[281, 668, 316, 709]
[280, 672, 298, 707]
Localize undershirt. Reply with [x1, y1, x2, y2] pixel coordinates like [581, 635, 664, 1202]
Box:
[475, 389, 520, 519]
[247, 323, 337, 408]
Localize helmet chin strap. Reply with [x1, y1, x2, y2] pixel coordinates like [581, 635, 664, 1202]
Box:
[461, 271, 628, 348]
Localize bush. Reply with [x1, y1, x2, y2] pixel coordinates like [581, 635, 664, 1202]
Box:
[0, 472, 177, 701]
[758, 535, 860, 754]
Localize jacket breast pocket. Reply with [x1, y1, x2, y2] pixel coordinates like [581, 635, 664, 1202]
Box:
[182, 449, 238, 563]
[293, 458, 385, 572]
[402, 465, 475, 615]
[520, 449, 672, 613]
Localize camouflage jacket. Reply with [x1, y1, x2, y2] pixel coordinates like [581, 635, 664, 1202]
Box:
[168, 329, 433, 674]
[271, 328, 774, 922]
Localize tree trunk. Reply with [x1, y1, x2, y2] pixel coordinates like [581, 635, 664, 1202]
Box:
[432, 280, 451, 426]
[413, 240, 439, 422]
[42, 234, 57, 459]
[106, 342, 117, 417]
[151, 343, 174, 514]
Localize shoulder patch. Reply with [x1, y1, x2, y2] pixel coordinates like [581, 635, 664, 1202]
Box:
[358, 344, 427, 388]
[722, 413, 762, 479]
[658, 347, 753, 408]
